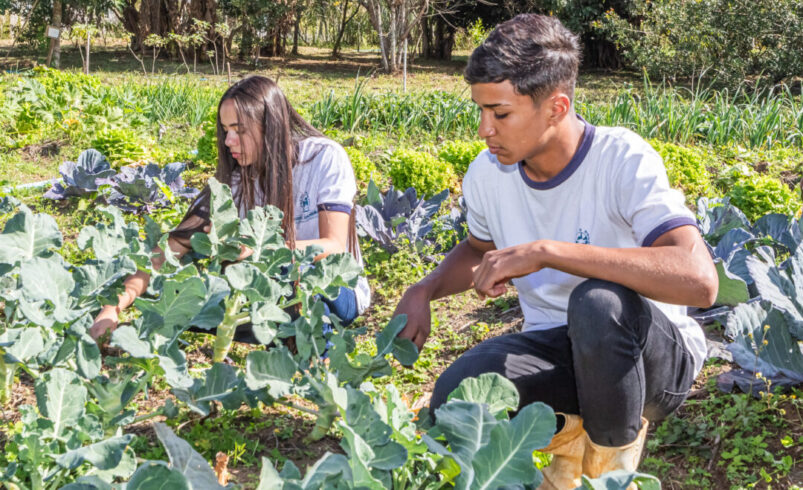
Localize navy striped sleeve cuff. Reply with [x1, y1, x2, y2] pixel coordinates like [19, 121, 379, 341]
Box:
[318, 202, 353, 214]
[470, 232, 494, 243]
[642, 217, 698, 247]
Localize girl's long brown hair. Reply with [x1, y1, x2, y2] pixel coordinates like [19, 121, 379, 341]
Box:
[173, 76, 358, 258]
[216, 75, 322, 250]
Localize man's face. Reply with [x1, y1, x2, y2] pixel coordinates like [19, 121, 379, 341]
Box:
[470, 81, 555, 165]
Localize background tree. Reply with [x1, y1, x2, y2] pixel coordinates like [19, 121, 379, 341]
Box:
[331, 0, 361, 58]
[359, 0, 431, 73]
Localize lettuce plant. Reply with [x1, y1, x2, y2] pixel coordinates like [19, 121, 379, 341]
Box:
[388, 149, 457, 198]
[727, 174, 801, 223]
[438, 140, 486, 175]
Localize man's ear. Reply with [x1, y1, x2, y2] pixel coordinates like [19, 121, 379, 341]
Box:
[547, 91, 572, 125]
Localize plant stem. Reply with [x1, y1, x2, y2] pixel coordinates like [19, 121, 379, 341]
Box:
[0, 355, 12, 405]
[131, 407, 164, 424]
[213, 293, 246, 363]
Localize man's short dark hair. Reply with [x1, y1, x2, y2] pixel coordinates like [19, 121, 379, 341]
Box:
[465, 14, 581, 101]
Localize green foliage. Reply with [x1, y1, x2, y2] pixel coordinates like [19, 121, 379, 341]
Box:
[361, 239, 436, 301]
[91, 128, 150, 166]
[2, 183, 499, 487]
[727, 175, 801, 222]
[308, 86, 479, 139]
[344, 146, 378, 186]
[196, 106, 218, 168]
[649, 140, 711, 201]
[577, 76, 803, 149]
[388, 149, 457, 198]
[1, 68, 148, 151]
[643, 380, 800, 487]
[135, 80, 220, 127]
[437, 140, 486, 176]
[597, 0, 803, 86]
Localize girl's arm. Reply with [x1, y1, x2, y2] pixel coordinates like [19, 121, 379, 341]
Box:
[294, 210, 350, 258]
[89, 217, 203, 341]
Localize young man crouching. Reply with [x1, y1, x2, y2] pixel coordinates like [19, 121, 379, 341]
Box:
[394, 13, 717, 489]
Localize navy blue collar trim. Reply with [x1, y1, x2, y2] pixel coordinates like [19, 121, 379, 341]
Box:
[518, 116, 595, 190]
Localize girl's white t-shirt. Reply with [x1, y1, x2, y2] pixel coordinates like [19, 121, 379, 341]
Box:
[231, 136, 371, 313]
[463, 122, 707, 375]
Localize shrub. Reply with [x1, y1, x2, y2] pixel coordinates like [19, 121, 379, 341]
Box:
[597, 0, 803, 86]
[91, 127, 150, 166]
[438, 140, 486, 175]
[650, 140, 711, 202]
[344, 146, 378, 186]
[388, 149, 457, 197]
[727, 175, 801, 222]
[196, 106, 218, 168]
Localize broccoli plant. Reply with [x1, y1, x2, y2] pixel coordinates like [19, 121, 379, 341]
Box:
[127, 373, 561, 490]
[2, 178, 664, 488]
[0, 206, 158, 488]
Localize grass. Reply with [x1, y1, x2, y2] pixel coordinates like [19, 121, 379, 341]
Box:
[2, 43, 803, 488]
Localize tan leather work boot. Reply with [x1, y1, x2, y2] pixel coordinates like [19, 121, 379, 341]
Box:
[539, 413, 586, 490]
[582, 417, 649, 489]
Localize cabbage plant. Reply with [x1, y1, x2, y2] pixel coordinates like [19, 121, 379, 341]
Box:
[43, 149, 115, 200]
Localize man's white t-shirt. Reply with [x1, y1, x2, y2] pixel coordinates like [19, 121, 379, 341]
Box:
[463, 120, 707, 375]
[231, 136, 371, 313]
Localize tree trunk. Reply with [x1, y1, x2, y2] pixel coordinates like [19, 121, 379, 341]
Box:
[84, 25, 90, 74]
[332, 0, 359, 58]
[432, 15, 453, 60]
[48, 0, 62, 68]
[583, 37, 623, 69]
[360, 0, 426, 73]
[292, 8, 301, 54]
[421, 14, 430, 59]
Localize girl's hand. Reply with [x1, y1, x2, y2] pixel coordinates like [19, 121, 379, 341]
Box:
[238, 245, 254, 261]
[90, 305, 119, 342]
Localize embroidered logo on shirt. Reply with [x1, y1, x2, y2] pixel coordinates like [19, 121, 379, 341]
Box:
[576, 228, 590, 244]
[296, 191, 317, 223]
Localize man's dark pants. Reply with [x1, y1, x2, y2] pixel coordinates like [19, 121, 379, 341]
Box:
[430, 278, 697, 446]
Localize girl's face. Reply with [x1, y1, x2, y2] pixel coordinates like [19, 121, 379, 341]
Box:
[220, 99, 261, 167]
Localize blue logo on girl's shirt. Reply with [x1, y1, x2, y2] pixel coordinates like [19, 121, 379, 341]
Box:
[296, 191, 317, 223]
[576, 228, 590, 244]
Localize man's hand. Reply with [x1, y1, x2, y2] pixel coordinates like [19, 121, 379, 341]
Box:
[90, 305, 119, 342]
[473, 242, 543, 299]
[394, 285, 432, 353]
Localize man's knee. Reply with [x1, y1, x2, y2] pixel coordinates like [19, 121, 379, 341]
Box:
[430, 360, 474, 411]
[430, 342, 510, 411]
[567, 279, 641, 347]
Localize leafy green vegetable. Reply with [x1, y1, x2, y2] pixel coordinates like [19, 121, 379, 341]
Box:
[388, 149, 457, 198]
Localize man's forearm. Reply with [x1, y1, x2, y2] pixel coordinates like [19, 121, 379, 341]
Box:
[536, 239, 717, 307]
[414, 240, 486, 301]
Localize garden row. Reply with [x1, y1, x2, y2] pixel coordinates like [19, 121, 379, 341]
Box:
[3, 67, 803, 487]
[2, 129, 803, 486]
[0, 177, 674, 489]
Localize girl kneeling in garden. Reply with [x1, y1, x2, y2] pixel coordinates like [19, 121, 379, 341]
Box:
[90, 75, 370, 342]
